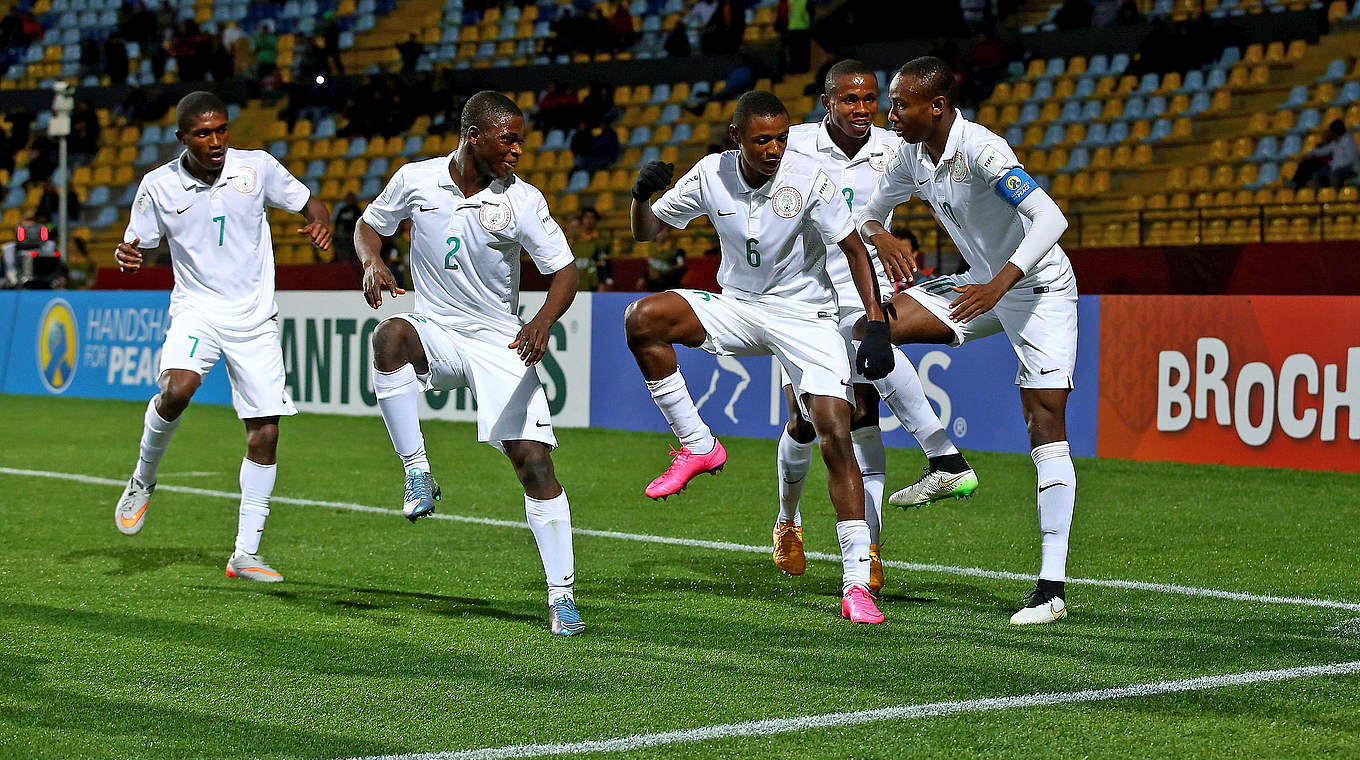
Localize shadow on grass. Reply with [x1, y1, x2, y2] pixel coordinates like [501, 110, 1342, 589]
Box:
[62, 546, 218, 576]
[196, 580, 542, 625]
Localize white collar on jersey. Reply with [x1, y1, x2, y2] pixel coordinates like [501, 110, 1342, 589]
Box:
[174, 148, 238, 189]
[437, 150, 515, 195]
[814, 117, 880, 165]
[730, 149, 787, 198]
[920, 109, 965, 174]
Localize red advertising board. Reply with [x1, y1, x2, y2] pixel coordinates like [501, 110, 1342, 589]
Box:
[1098, 296, 1360, 472]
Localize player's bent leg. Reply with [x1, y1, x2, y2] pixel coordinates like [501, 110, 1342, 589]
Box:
[504, 440, 582, 635]
[371, 317, 441, 520]
[807, 394, 882, 623]
[850, 385, 887, 593]
[225, 417, 284, 582]
[773, 383, 815, 576]
[1011, 388, 1074, 625]
[116, 369, 202, 536]
[626, 293, 725, 499]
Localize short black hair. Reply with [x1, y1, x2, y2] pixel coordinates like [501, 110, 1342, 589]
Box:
[461, 90, 523, 136]
[1330, 119, 1347, 136]
[732, 90, 788, 131]
[892, 226, 919, 248]
[896, 56, 955, 102]
[176, 91, 228, 131]
[824, 59, 877, 96]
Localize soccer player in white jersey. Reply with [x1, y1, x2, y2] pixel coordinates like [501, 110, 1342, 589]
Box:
[774, 59, 975, 591]
[625, 91, 911, 624]
[855, 57, 1079, 625]
[353, 92, 585, 636]
[113, 91, 333, 582]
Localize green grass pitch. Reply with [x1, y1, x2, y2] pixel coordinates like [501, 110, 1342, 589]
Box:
[1, 394, 1358, 759]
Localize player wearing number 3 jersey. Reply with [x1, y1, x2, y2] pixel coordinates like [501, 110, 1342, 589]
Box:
[113, 91, 333, 583]
[625, 90, 916, 624]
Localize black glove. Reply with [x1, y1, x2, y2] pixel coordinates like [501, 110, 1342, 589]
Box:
[856, 320, 895, 381]
[632, 161, 674, 200]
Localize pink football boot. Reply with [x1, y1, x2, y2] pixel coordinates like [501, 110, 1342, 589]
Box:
[841, 586, 885, 624]
[644, 439, 727, 499]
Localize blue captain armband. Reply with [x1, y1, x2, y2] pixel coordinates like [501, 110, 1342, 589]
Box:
[995, 168, 1038, 208]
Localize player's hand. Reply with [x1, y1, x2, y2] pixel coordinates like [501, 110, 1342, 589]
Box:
[948, 281, 1006, 323]
[855, 320, 895, 381]
[509, 318, 551, 366]
[298, 222, 332, 251]
[115, 238, 143, 273]
[631, 161, 674, 200]
[868, 231, 918, 285]
[361, 260, 405, 309]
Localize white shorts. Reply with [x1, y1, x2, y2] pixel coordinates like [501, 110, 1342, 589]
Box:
[160, 313, 298, 419]
[779, 306, 872, 388]
[398, 314, 557, 452]
[672, 289, 853, 413]
[904, 275, 1078, 389]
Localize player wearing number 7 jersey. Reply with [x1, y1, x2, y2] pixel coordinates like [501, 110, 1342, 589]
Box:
[113, 91, 333, 583]
[854, 57, 1079, 625]
[625, 90, 916, 624]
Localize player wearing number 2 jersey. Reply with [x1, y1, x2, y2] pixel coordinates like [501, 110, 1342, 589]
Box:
[855, 57, 1079, 625]
[625, 90, 915, 624]
[355, 92, 585, 636]
[112, 91, 333, 582]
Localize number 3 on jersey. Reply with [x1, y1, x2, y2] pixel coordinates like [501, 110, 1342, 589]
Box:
[745, 237, 760, 267]
[444, 236, 460, 270]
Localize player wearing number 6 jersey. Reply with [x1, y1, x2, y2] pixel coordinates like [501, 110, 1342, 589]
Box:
[854, 57, 1079, 625]
[774, 60, 975, 592]
[113, 91, 333, 583]
[625, 90, 915, 624]
[354, 91, 586, 636]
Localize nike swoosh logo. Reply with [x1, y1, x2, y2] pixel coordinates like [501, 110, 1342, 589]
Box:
[1040, 368, 1061, 375]
[419, 206, 439, 212]
[782, 476, 806, 484]
[840, 380, 854, 388]
[939, 473, 968, 489]
[858, 557, 870, 562]
[118, 504, 147, 528]
[535, 421, 551, 427]
[562, 574, 574, 584]
[717, 210, 736, 216]
[176, 206, 191, 214]
[1038, 482, 1066, 492]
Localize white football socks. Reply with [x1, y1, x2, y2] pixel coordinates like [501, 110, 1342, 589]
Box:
[133, 396, 180, 487]
[872, 350, 958, 458]
[373, 364, 430, 473]
[525, 489, 575, 604]
[835, 519, 872, 595]
[645, 370, 715, 455]
[235, 458, 276, 556]
[776, 428, 813, 526]
[1032, 441, 1076, 582]
[852, 426, 886, 547]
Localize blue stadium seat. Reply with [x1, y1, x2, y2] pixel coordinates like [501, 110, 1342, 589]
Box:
[1247, 136, 1278, 163]
[1038, 124, 1065, 149]
[1044, 57, 1065, 78]
[87, 186, 110, 205]
[269, 140, 289, 158]
[667, 123, 691, 145]
[1246, 162, 1278, 189]
[1331, 81, 1360, 106]
[1180, 70, 1205, 93]
[364, 157, 389, 178]
[542, 129, 566, 150]
[1283, 85, 1307, 109]
[1056, 101, 1082, 124]
[1145, 95, 1166, 118]
[1080, 99, 1101, 122]
[627, 126, 651, 146]
[1079, 122, 1108, 147]
[1005, 125, 1023, 145]
[344, 138, 367, 158]
[1280, 133, 1302, 157]
[566, 170, 589, 193]
[3, 186, 25, 208]
[304, 159, 326, 179]
[134, 144, 159, 165]
[1318, 58, 1346, 83]
[1143, 118, 1172, 142]
[118, 184, 137, 206]
[1087, 54, 1109, 76]
[1072, 77, 1095, 99]
[1016, 102, 1040, 126]
[1136, 73, 1159, 95]
[1110, 53, 1129, 74]
[401, 136, 424, 155]
[1288, 108, 1320, 135]
[1214, 47, 1240, 69]
[1030, 79, 1053, 101]
[1059, 148, 1089, 174]
[92, 206, 117, 228]
[1119, 97, 1145, 121]
[640, 146, 660, 164]
[361, 177, 382, 198]
[658, 104, 681, 124]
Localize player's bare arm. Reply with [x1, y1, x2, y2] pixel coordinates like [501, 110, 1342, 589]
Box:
[630, 160, 675, 241]
[354, 219, 405, 308]
[951, 183, 1068, 323]
[297, 197, 333, 250]
[837, 231, 886, 324]
[858, 219, 919, 284]
[115, 237, 157, 273]
[510, 263, 578, 366]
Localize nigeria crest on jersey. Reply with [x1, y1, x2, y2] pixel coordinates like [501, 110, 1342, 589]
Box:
[479, 201, 511, 232]
[771, 186, 803, 218]
[230, 166, 258, 193]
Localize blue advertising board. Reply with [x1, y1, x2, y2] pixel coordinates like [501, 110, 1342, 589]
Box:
[2, 290, 232, 404]
[588, 292, 1099, 456]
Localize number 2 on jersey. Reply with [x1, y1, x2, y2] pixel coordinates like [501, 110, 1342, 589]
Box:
[444, 236, 460, 270]
[745, 237, 760, 267]
[212, 216, 225, 246]
[841, 187, 854, 210]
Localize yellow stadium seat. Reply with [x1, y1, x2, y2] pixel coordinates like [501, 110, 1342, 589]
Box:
[1249, 65, 1269, 87]
[1050, 174, 1072, 196]
[991, 82, 1012, 103]
[1000, 104, 1020, 124]
[1023, 126, 1043, 147]
[1026, 59, 1046, 78]
[1243, 43, 1264, 63]
[1208, 139, 1228, 161]
[1264, 41, 1285, 63]
[1053, 79, 1075, 100]
[976, 105, 997, 126]
[1090, 147, 1112, 169]
[1067, 56, 1087, 76]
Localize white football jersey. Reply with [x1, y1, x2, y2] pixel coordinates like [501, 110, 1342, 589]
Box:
[859, 111, 1075, 291]
[124, 148, 310, 332]
[651, 150, 854, 310]
[362, 154, 574, 338]
[786, 120, 897, 307]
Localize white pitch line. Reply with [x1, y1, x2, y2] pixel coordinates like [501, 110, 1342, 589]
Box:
[343, 659, 1360, 760]
[4, 466, 1360, 613]
[158, 471, 222, 478]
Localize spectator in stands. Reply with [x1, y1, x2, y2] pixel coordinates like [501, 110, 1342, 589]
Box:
[120, 87, 170, 123]
[580, 82, 617, 127]
[169, 22, 200, 82]
[778, 0, 812, 75]
[79, 36, 101, 81]
[892, 227, 932, 283]
[1090, 0, 1120, 27]
[607, 2, 636, 51]
[321, 12, 345, 76]
[687, 53, 756, 115]
[535, 80, 580, 132]
[569, 208, 610, 291]
[26, 136, 58, 186]
[68, 100, 101, 165]
[570, 120, 620, 174]
[228, 24, 252, 78]
[34, 182, 81, 224]
[332, 193, 362, 263]
[104, 33, 130, 85]
[254, 22, 279, 79]
[639, 226, 687, 291]
[0, 122, 12, 176]
[700, 0, 745, 54]
[1292, 120, 1359, 189]
[1116, 0, 1141, 25]
[397, 33, 423, 74]
[664, 22, 691, 58]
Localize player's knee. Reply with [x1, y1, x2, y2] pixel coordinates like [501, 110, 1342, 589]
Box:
[850, 404, 878, 430]
[372, 318, 416, 371]
[624, 298, 663, 348]
[245, 422, 279, 456]
[786, 416, 816, 443]
[515, 451, 557, 494]
[157, 374, 199, 414]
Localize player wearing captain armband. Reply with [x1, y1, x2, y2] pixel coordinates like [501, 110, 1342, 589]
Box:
[854, 57, 1080, 626]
